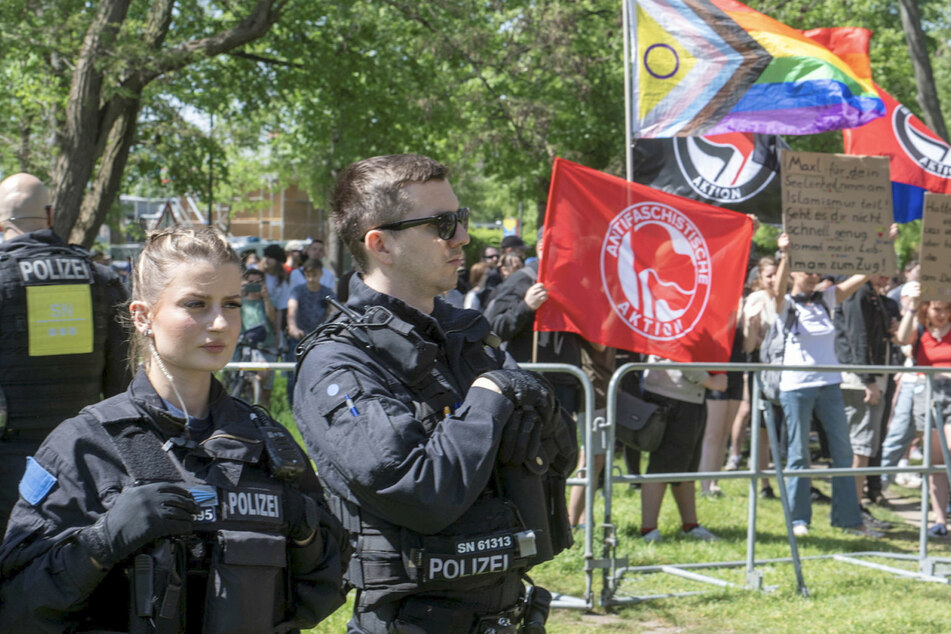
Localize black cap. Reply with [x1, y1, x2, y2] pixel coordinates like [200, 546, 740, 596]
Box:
[500, 235, 526, 250]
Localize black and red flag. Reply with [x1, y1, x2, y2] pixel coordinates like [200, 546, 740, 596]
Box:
[631, 132, 787, 224]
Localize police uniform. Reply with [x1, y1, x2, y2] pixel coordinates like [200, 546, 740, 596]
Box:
[0, 229, 130, 528]
[294, 275, 575, 634]
[0, 370, 347, 632]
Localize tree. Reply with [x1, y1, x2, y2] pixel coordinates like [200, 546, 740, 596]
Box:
[897, 0, 948, 141]
[0, 0, 289, 247]
[203, 0, 625, 228]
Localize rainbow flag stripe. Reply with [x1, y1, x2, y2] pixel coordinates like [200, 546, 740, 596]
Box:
[630, 0, 885, 137]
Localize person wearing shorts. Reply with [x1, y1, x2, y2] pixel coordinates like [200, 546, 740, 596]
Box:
[638, 357, 727, 542]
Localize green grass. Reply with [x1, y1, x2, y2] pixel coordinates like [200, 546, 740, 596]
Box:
[265, 375, 951, 632]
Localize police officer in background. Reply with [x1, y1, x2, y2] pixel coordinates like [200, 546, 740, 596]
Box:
[0, 225, 346, 631]
[294, 154, 577, 633]
[0, 173, 130, 530]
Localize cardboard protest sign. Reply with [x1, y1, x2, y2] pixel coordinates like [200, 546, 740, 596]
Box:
[781, 151, 895, 275]
[919, 192, 951, 302]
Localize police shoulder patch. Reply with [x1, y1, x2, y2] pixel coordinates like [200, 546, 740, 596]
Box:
[19, 457, 57, 506]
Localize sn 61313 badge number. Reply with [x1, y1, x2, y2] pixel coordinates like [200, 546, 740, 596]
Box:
[455, 533, 513, 555]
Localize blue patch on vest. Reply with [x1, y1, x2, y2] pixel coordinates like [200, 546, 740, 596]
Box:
[19, 457, 57, 506]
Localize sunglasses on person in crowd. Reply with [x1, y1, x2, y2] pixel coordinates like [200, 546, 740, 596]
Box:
[367, 208, 470, 241]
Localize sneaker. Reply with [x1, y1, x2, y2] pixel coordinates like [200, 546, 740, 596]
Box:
[793, 524, 809, 537]
[724, 454, 742, 471]
[843, 524, 885, 539]
[642, 528, 662, 543]
[928, 523, 948, 537]
[700, 488, 724, 499]
[810, 487, 832, 503]
[682, 525, 719, 541]
[909, 446, 924, 461]
[759, 486, 776, 499]
[860, 506, 893, 530]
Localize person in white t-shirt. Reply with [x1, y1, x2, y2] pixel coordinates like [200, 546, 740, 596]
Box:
[773, 232, 881, 539]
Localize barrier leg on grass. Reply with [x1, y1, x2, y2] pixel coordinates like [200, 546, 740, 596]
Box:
[521, 363, 598, 610]
[745, 393, 762, 590]
[755, 376, 810, 598]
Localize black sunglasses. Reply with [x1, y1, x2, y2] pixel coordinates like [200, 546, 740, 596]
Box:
[366, 208, 469, 241]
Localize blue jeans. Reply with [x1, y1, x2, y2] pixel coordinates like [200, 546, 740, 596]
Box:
[780, 384, 862, 528]
[880, 378, 918, 475]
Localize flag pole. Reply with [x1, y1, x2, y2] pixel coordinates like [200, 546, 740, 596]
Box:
[532, 330, 538, 363]
[623, 0, 634, 182]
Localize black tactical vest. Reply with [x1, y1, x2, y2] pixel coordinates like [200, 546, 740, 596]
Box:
[83, 397, 303, 633]
[0, 238, 115, 430]
[299, 305, 537, 600]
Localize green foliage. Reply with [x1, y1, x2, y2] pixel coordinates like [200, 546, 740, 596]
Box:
[752, 222, 781, 260]
[0, 0, 946, 244]
[463, 225, 503, 268]
[895, 219, 922, 267]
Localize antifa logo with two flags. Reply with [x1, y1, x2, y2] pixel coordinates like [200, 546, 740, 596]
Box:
[630, 132, 788, 224]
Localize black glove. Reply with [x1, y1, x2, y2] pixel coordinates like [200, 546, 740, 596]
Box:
[480, 369, 556, 418]
[284, 488, 323, 546]
[79, 482, 199, 569]
[497, 408, 543, 466]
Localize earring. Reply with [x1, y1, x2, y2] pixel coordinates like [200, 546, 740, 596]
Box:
[145, 327, 153, 338]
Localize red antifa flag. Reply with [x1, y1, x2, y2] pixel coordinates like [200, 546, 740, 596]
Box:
[843, 83, 951, 223]
[536, 158, 753, 363]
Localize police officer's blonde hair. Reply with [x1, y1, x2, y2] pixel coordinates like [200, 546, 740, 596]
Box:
[128, 225, 239, 370]
[330, 154, 449, 271]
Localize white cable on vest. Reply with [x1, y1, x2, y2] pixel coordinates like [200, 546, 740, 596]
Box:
[147, 337, 191, 423]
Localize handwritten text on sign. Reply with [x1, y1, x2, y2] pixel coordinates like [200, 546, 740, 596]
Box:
[919, 192, 951, 302]
[781, 151, 894, 275]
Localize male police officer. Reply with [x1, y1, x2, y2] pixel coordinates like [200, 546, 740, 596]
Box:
[294, 154, 576, 633]
[0, 173, 130, 529]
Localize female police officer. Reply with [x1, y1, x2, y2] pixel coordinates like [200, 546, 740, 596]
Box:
[0, 225, 347, 632]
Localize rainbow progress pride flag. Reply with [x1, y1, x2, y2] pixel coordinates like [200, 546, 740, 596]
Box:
[629, 0, 885, 137]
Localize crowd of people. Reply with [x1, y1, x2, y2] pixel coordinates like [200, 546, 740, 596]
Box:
[451, 221, 942, 542]
[0, 155, 948, 630]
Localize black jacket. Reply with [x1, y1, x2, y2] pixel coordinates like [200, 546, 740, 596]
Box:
[293, 275, 575, 612]
[834, 282, 891, 384]
[0, 370, 347, 633]
[483, 261, 581, 385]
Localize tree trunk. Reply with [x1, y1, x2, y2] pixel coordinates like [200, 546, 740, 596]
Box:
[70, 96, 140, 246]
[51, 0, 132, 242]
[897, 0, 948, 141]
[52, 0, 285, 247]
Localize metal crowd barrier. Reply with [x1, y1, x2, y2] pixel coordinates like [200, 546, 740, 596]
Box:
[600, 361, 951, 607]
[222, 360, 951, 609]
[221, 360, 600, 610]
